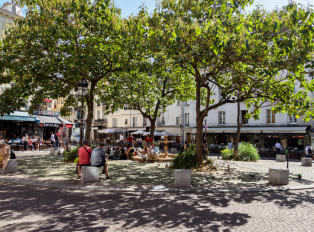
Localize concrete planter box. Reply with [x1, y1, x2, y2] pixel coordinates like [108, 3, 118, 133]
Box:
[301, 158, 312, 167]
[0, 160, 18, 174]
[269, 168, 289, 185]
[276, 154, 286, 162]
[174, 169, 191, 187]
[81, 166, 99, 183]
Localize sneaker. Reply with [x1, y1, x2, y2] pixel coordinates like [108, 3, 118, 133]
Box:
[106, 176, 112, 179]
[77, 176, 81, 179]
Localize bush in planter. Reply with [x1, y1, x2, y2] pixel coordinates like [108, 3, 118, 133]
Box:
[221, 142, 260, 162]
[221, 148, 234, 160]
[238, 142, 260, 161]
[63, 145, 79, 161]
[170, 144, 197, 169]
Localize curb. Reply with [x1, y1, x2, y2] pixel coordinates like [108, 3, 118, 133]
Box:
[1, 177, 314, 193]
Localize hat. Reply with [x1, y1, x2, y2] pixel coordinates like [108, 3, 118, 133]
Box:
[0, 140, 6, 145]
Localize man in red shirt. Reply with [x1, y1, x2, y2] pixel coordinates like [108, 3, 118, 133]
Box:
[145, 135, 153, 146]
[127, 135, 134, 145]
[77, 140, 92, 179]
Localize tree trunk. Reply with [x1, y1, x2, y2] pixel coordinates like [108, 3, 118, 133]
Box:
[195, 78, 203, 165]
[85, 82, 95, 145]
[149, 118, 156, 140]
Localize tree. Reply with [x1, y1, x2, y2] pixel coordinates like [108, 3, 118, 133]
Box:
[145, 0, 314, 164]
[0, 0, 135, 142]
[97, 55, 195, 138]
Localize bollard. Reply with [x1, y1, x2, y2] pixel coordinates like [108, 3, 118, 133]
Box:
[218, 155, 219, 159]
[228, 165, 230, 172]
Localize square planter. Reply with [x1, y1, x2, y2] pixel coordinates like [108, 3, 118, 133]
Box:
[269, 168, 289, 185]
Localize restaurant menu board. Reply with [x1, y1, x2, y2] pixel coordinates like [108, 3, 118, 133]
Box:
[0, 131, 6, 139]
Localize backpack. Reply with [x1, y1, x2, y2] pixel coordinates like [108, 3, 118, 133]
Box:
[308, 147, 312, 154]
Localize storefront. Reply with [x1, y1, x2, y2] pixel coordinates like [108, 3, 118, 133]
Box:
[185, 126, 310, 149]
[36, 115, 62, 140]
[57, 117, 74, 138]
[0, 111, 40, 139]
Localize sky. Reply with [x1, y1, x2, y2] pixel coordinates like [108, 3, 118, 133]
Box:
[0, 0, 311, 17]
[113, 0, 312, 16]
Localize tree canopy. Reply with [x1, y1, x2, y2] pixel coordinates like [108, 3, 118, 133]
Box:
[143, 0, 314, 164]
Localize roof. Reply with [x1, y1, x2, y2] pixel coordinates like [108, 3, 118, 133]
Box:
[36, 115, 62, 125]
[57, 117, 74, 125]
[0, 111, 39, 123]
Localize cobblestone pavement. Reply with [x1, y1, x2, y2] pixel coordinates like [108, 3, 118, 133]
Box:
[1, 182, 314, 231]
[214, 157, 314, 180]
[6, 155, 313, 190]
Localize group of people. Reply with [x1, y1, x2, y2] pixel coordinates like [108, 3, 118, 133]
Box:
[77, 140, 111, 179]
[116, 134, 153, 147]
[50, 132, 69, 148]
[104, 143, 160, 162]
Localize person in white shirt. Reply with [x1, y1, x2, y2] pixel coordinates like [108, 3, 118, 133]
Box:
[119, 134, 124, 145]
[137, 144, 148, 162]
[305, 143, 313, 158]
[275, 141, 281, 154]
[50, 132, 55, 147]
[227, 141, 232, 149]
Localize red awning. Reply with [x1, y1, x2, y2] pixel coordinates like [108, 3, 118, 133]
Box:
[44, 99, 52, 103]
[66, 124, 72, 128]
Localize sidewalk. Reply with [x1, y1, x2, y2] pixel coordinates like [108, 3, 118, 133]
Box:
[2, 154, 314, 193]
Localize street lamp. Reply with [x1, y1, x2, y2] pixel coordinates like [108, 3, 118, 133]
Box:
[78, 79, 88, 147]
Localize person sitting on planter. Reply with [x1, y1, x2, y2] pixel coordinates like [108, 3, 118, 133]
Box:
[77, 140, 92, 179]
[90, 142, 111, 179]
[138, 144, 149, 162]
[148, 143, 159, 160]
[113, 148, 121, 160]
[125, 144, 135, 159]
[0, 140, 10, 169]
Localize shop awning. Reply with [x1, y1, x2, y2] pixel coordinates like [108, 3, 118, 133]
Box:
[0, 111, 40, 124]
[57, 117, 74, 126]
[186, 126, 308, 134]
[36, 115, 62, 127]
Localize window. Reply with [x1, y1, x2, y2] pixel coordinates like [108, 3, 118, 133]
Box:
[115, 109, 119, 112]
[132, 117, 137, 127]
[143, 117, 147, 127]
[241, 110, 248, 124]
[176, 117, 181, 125]
[219, 111, 225, 125]
[125, 119, 128, 125]
[185, 100, 190, 105]
[185, 113, 189, 126]
[112, 118, 117, 127]
[97, 111, 100, 120]
[177, 100, 180, 106]
[288, 115, 297, 123]
[267, 110, 275, 123]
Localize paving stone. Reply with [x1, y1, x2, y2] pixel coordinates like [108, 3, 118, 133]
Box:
[301, 158, 312, 167]
[0, 160, 18, 174]
[174, 169, 191, 187]
[81, 166, 99, 183]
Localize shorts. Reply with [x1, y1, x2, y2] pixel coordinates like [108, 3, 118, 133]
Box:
[78, 163, 91, 167]
[92, 160, 106, 168]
